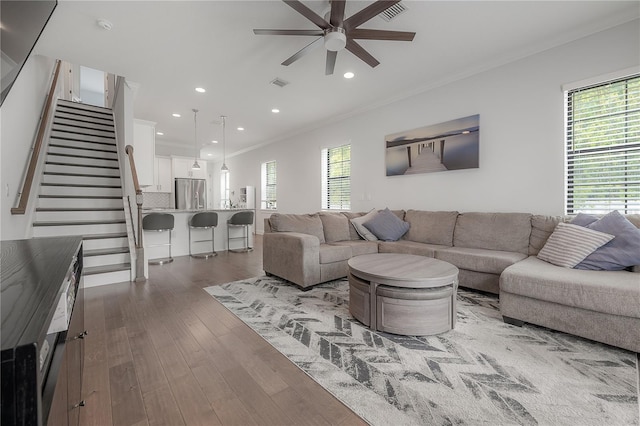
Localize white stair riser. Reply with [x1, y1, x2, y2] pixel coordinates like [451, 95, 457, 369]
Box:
[38, 197, 123, 209]
[83, 237, 128, 250]
[45, 163, 120, 176]
[40, 186, 122, 197]
[58, 101, 112, 115]
[84, 253, 130, 268]
[48, 145, 118, 160]
[35, 210, 125, 222]
[54, 118, 114, 132]
[46, 154, 118, 168]
[55, 111, 114, 127]
[33, 223, 126, 237]
[43, 174, 121, 186]
[49, 138, 116, 153]
[52, 124, 114, 138]
[83, 270, 131, 288]
[50, 131, 115, 145]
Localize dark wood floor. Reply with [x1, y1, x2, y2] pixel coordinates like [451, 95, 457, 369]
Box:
[79, 235, 366, 426]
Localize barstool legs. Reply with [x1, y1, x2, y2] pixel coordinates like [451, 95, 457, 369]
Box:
[189, 226, 217, 259]
[148, 230, 174, 265]
[228, 224, 253, 253]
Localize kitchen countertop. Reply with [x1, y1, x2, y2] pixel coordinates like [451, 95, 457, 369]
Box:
[142, 208, 253, 213]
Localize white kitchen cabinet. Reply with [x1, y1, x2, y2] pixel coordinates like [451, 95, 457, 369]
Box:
[173, 157, 207, 180]
[132, 119, 156, 187]
[155, 157, 172, 192]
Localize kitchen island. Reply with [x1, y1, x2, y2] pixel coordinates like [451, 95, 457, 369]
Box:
[141, 208, 254, 260]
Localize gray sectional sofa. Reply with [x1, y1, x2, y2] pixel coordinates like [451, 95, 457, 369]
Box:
[263, 210, 640, 352]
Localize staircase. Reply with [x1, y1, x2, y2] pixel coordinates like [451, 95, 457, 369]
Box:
[32, 99, 132, 287]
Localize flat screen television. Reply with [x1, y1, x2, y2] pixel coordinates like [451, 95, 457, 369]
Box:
[1, 0, 57, 107]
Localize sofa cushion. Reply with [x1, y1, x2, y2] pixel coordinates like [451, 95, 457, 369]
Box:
[403, 210, 458, 246]
[435, 247, 527, 275]
[363, 208, 409, 241]
[329, 241, 378, 256]
[270, 213, 325, 243]
[453, 212, 532, 254]
[529, 215, 568, 256]
[500, 256, 640, 318]
[537, 222, 614, 268]
[319, 212, 351, 243]
[319, 244, 352, 264]
[574, 211, 640, 271]
[342, 212, 366, 240]
[349, 209, 379, 241]
[378, 240, 441, 257]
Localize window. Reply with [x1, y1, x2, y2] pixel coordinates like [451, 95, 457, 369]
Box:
[322, 144, 351, 210]
[565, 75, 640, 214]
[261, 161, 277, 209]
[220, 171, 230, 209]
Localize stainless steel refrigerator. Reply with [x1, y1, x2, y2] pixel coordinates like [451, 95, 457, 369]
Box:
[175, 178, 206, 210]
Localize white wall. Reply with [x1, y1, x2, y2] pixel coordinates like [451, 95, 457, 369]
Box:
[220, 20, 640, 233]
[0, 54, 57, 240]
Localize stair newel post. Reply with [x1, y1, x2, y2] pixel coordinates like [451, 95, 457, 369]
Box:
[125, 145, 146, 282]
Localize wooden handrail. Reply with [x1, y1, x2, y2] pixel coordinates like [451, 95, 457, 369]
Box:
[124, 145, 143, 247]
[11, 60, 62, 215]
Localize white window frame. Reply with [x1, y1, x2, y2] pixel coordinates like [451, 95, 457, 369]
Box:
[564, 71, 640, 214]
[321, 144, 351, 210]
[261, 160, 277, 210]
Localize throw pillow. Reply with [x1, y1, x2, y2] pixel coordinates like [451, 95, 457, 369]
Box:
[350, 209, 379, 241]
[570, 212, 599, 227]
[536, 222, 614, 268]
[574, 210, 640, 271]
[363, 207, 410, 241]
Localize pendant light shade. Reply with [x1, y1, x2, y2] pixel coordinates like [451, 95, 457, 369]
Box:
[192, 108, 201, 170]
[220, 115, 228, 173]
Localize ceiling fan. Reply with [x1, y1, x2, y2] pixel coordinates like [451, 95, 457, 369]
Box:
[253, 0, 415, 75]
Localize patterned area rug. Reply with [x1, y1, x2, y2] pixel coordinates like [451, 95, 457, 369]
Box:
[204, 276, 639, 426]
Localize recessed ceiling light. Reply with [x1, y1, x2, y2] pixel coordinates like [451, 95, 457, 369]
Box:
[97, 19, 113, 31]
[344, 72, 355, 79]
[207, 153, 212, 156]
[237, 127, 244, 131]
[156, 131, 164, 135]
[172, 113, 181, 118]
[272, 108, 280, 113]
[195, 87, 206, 93]
[211, 140, 218, 144]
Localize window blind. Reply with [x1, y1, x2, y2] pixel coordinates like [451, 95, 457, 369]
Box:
[566, 75, 640, 214]
[323, 145, 351, 210]
[261, 161, 277, 209]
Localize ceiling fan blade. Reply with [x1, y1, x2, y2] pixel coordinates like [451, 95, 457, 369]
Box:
[330, 0, 346, 27]
[325, 50, 337, 75]
[344, 0, 401, 30]
[283, 0, 330, 30]
[281, 36, 324, 66]
[349, 28, 415, 41]
[254, 29, 324, 36]
[345, 38, 380, 68]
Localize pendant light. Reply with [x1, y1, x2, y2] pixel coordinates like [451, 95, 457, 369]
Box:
[220, 115, 229, 173]
[192, 108, 201, 170]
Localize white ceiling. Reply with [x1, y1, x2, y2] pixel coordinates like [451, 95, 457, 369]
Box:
[35, 1, 639, 160]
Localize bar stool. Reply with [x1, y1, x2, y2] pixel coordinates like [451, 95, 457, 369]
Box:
[189, 212, 218, 259]
[227, 210, 254, 253]
[142, 213, 174, 264]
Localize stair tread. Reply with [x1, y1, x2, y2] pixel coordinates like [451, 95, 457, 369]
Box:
[36, 207, 124, 212]
[49, 142, 117, 154]
[83, 232, 128, 240]
[33, 219, 125, 226]
[39, 195, 122, 199]
[46, 161, 119, 170]
[58, 100, 112, 112]
[84, 247, 129, 256]
[50, 135, 116, 146]
[41, 183, 122, 188]
[84, 263, 131, 275]
[44, 171, 120, 179]
[47, 152, 118, 161]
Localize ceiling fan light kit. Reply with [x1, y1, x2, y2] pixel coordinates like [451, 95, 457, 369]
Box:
[254, 0, 415, 75]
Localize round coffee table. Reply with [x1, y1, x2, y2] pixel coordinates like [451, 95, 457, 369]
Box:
[347, 253, 459, 336]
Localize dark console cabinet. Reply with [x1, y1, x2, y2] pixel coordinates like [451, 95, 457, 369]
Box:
[1, 237, 85, 426]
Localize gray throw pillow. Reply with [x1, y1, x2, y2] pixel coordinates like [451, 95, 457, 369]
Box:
[536, 222, 614, 268]
[363, 208, 410, 242]
[574, 210, 640, 271]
